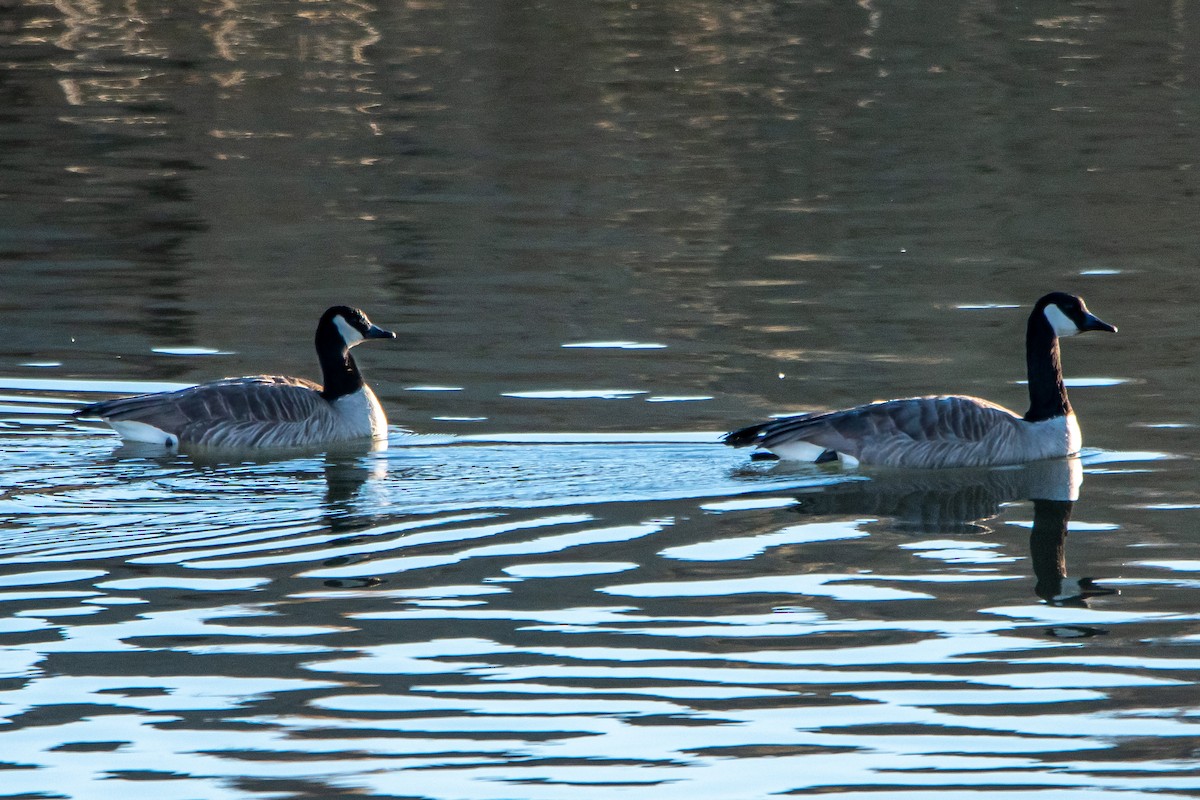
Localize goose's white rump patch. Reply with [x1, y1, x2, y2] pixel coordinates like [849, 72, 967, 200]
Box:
[110, 420, 178, 447]
[769, 440, 827, 462]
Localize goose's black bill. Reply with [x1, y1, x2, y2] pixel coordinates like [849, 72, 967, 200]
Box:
[366, 325, 397, 340]
[1080, 313, 1116, 334]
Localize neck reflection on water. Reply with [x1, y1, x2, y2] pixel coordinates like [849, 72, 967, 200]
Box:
[787, 456, 1114, 608]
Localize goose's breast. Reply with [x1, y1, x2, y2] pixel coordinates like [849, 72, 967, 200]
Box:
[331, 386, 388, 440]
[1020, 413, 1081, 460]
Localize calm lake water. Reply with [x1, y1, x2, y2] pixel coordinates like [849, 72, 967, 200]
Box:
[2, 2, 1200, 798]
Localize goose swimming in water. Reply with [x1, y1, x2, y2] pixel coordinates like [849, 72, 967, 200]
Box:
[75, 306, 396, 449]
[724, 292, 1117, 469]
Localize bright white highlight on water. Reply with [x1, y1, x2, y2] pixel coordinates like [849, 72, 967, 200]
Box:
[455, 431, 723, 444]
[1082, 449, 1176, 464]
[661, 522, 868, 561]
[843, 688, 1107, 706]
[1006, 520, 1119, 532]
[502, 562, 638, 578]
[1135, 560, 1200, 572]
[413, 681, 791, 700]
[151, 346, 234, 356]
[502, 389, 648, 399]
[1139, 503, 1200, 510]
[604, 574, 936, 602]
[561, 341, 667, 350]
[0, 570, 107, 587]
[97, 576, 270, 591]
[0, 377, 193, 394]
[699, 496, 804, 513]
[1017, 377, 1131, 387]
[972, 671, 1186, 688]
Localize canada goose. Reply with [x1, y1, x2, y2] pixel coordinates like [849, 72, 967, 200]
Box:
[75, 306, 396, 449]
[724, 292, 1116, 469]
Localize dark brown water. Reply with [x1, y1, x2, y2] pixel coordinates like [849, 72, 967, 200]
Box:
[1, 2, 1199, 798]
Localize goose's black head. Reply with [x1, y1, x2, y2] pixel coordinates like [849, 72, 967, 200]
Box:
[1034, 292, 1117, 338]
[318, 306, 397, 351]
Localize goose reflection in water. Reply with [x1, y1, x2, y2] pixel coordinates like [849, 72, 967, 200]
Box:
[108, 438, 390, 520]
[1027, 495, 1115, 607]
[787, 457, 1115, 607]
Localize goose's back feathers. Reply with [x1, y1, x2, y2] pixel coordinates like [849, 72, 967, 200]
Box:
[727, 395, 1079, 469]
[78, 376, 386, 449]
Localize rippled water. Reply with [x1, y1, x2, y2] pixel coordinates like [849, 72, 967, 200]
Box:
[3, 1, 1200, 798]
[2, 378, 1198, 799]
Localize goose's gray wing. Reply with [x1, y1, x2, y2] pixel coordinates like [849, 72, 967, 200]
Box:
[733, 395, 1029, 468]
[78, 376, 334, 446]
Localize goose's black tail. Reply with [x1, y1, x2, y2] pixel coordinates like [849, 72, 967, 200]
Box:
[723, 422, 769, 448]
[73, 402, 104, 420]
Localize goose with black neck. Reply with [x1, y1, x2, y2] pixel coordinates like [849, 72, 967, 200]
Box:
[75, 306, 397, 450]
[724, 292, 1117, 469]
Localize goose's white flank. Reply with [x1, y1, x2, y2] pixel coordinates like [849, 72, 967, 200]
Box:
[75, 306, 396, 449]
[724, 292, 1117, 469]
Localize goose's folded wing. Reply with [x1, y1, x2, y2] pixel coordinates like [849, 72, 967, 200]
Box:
[761, 396, 1028, 468]
[78, 376, 328, 430]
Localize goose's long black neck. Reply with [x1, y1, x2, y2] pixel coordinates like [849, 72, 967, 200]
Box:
[316, 332, 363, 401]
[1024, 310, 1070, 422]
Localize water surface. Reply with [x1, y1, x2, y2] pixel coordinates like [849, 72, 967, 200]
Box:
[2, 2, 1199, 798]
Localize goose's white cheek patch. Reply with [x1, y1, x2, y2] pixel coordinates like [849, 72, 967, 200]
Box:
[1043, 305, 1080, 337]
[333, 316, 366, 347]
